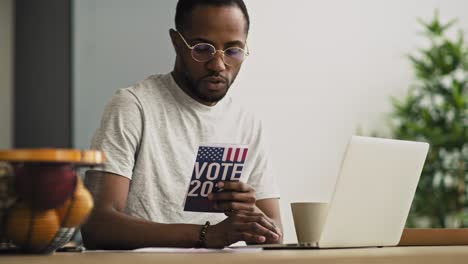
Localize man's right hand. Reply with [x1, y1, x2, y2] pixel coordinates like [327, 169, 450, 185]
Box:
[204, 211, 281, 248]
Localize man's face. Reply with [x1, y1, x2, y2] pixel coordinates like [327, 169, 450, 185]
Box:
[173, 5, 248, 105]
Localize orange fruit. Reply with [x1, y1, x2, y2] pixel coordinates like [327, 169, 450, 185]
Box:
[56, 177, 94, 227]
[5, 203, 60, 251]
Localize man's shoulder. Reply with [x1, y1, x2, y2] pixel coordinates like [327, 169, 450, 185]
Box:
[225, 97, 263, 128]
[123, 73, 169, 96]
[109, 73, 172, 107]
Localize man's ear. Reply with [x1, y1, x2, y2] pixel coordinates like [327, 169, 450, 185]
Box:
[169, 29, 181, 53]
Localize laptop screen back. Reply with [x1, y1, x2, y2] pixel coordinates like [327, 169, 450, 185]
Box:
[318, 136, 429, 248]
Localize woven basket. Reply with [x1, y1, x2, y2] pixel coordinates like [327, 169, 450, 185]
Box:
[0, 149, 104, 254]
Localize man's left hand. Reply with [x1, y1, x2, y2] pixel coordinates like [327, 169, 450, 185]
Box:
[208, 181, 283, 244]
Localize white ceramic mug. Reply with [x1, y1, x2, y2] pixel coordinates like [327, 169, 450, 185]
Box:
[291, 202, 329, 244]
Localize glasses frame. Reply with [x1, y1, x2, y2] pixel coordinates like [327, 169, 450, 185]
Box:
[176, 30, 250, 66]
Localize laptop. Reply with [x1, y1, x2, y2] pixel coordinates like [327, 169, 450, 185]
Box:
[245, 136, 429, 249]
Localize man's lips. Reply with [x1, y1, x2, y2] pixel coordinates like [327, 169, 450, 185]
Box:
[203, 77, 227, 91]
[201, 76, 228, 91]
[204, 76, 227, 84]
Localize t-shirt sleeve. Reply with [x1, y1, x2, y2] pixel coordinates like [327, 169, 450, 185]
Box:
[90, 89, 143, 179]
[246, 120, 280, 200]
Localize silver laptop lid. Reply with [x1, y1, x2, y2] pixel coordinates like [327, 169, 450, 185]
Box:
[318, 136, 429, 248]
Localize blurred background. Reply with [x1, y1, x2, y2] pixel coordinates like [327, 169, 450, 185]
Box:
[0, 0, 467, 243]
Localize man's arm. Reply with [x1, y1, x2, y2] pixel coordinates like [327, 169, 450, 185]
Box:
[81, 171, 279, 249]
[81, 171, 201, 249]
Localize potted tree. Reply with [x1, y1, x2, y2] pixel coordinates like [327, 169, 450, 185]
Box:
[390, 11, 468, 228]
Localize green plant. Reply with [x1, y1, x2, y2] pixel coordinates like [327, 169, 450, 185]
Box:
[389, 11, 468, 228]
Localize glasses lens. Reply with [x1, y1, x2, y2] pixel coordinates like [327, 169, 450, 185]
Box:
[223, 47, 245, 66]
[192, 43, 215, 62]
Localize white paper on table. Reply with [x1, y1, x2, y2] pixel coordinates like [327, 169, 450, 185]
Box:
[134, 247, 262, 253]
[86, 247, 262, 253]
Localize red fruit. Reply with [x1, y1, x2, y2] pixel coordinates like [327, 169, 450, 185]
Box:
[14, 163, 76, 210]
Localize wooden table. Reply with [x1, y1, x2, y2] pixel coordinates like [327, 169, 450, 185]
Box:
[3, 246, 468, 264]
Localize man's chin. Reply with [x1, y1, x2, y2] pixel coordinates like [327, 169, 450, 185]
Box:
[196, 87, 228, 104]
[199, 92, 227, 104]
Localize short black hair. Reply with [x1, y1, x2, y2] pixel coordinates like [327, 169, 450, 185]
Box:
[175, 0, 250, 34]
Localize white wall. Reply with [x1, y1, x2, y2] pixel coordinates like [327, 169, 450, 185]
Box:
[237, 0, 468, 242]
[73, 0, 175, 149]
[0, 0, 13, 149]
[73, 0, 468, 243]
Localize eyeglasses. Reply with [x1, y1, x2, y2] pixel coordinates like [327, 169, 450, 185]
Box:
[176, 31, 249, 66]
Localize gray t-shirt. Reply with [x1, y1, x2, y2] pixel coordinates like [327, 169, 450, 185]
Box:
[91, 73, 279, 225]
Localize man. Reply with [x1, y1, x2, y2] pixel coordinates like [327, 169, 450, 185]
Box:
[82, 0, 282, 249]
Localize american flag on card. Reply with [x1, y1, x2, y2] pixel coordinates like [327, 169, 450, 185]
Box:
[184, 144, 249, 213]
[197, 146, 248, 163]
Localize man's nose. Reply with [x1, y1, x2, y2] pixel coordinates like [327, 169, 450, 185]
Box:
[206, 51, 226, 72]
